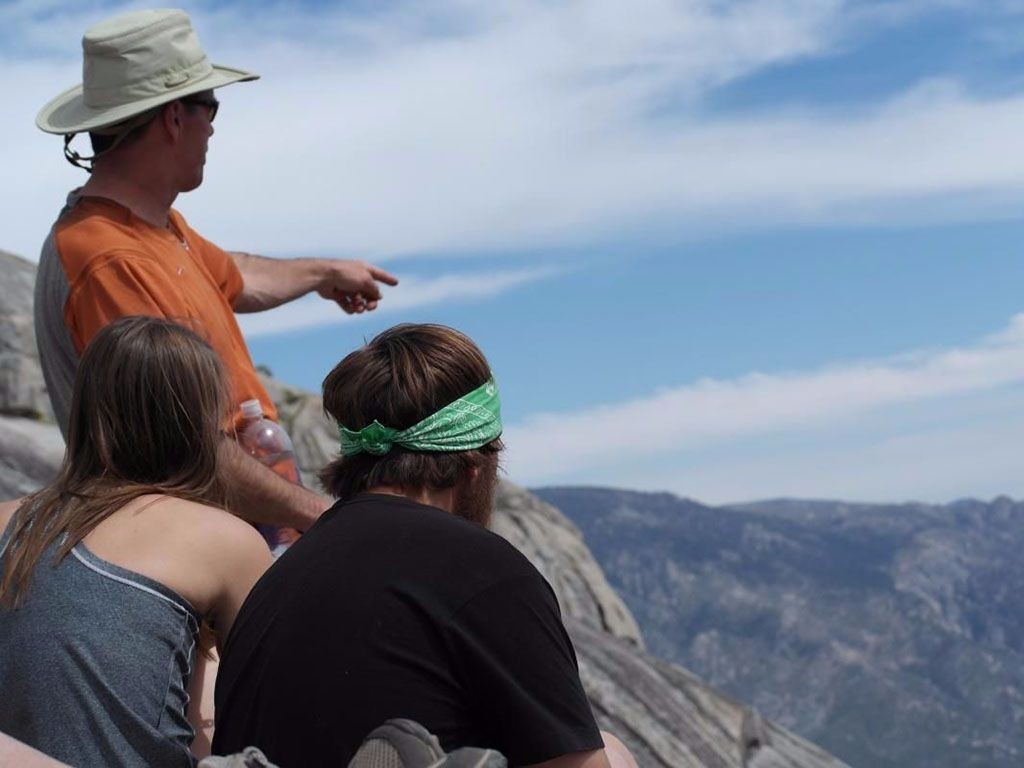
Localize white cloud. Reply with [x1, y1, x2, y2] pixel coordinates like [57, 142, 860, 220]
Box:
[614, 395, 1024, 504]
[6, 1, 1024, 262]
[503, 314, 1024, 492]
[236, 265, 559, 337]
[7, 2, 1023, 504]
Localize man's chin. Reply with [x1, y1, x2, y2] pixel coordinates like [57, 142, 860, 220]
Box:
[183, 169, 204, 192]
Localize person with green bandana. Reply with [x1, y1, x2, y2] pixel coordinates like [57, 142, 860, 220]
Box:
[211, 323, 631, 768]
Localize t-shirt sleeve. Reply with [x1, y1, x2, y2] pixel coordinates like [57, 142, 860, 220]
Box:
[189, 229, 244, 308]
[445, 571, 603, 765]
[65, 252, 198, 353]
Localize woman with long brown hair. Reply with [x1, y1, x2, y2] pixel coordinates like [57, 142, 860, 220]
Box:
[0, 316, 272, 767]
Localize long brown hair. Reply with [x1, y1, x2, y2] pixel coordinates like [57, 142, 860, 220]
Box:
[0, 316, 229, 608]
[319, 323, 503, 501]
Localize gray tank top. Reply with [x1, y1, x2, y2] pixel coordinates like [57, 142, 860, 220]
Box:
[0, 515, 199, 767]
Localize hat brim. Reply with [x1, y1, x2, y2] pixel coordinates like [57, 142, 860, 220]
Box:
[36, 64, 259, 135]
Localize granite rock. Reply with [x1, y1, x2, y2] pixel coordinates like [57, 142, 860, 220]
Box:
[0, 415, 63, 498]
[0, 250, 50, 420]
[568, 618, 847, 768]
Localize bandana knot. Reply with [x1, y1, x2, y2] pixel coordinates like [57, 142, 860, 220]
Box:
[346, 420, 399, 456]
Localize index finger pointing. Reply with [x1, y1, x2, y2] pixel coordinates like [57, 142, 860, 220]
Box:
[369, 265, 399, 286]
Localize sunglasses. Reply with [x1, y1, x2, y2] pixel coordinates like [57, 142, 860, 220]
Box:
[181, 95, 219, 123]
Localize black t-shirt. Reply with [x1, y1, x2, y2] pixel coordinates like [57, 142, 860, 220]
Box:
[212, 494, 602, 767]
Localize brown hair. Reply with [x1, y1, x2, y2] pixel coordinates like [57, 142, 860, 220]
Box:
[319, 323, 503, 501]
[87, 107, 162, 156]
[0, 316, 229, 608]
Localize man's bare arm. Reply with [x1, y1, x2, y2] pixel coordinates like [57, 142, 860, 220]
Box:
[0, 732, 71, 768]
[219, 438, 331, 531]
[526, 749, 611, 768]
[229, 252, 398, 314]
[527, 732, 637, 768]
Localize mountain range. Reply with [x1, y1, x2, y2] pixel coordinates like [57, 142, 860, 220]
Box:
[534, 486, 1024, 768]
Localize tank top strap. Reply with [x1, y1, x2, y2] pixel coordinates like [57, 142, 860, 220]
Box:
[70, 541, 201, 624]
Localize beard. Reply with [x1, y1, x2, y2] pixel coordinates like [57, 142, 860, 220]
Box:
[453, 454, 499, 528]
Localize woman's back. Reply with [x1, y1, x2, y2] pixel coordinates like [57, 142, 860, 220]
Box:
[0, 495, 270, 768]
[0, 499, 204, 767]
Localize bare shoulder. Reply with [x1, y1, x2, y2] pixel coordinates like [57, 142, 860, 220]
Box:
[147, 497, 272, 613]
[160, 497, 267, 553]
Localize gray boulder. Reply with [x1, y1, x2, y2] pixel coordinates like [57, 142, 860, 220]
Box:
[0, 250, 50, 420]
[569, 618, 847, 768]
[0, 414, 63, 498]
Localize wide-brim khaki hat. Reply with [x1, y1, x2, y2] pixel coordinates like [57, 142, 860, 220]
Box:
[37, 8, 258, 135]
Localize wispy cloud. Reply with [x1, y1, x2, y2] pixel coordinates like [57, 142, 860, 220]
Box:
[612, 388, 1024, 504]
[7, 1, 1024, 261]
[504, 314, 1024, 490]
[237, 265, 559, 337]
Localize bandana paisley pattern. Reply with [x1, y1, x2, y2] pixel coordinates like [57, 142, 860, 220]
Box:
[339, 379, 502, 456]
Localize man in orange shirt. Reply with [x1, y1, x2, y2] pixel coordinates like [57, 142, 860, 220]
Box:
[34, 9, 396, 531]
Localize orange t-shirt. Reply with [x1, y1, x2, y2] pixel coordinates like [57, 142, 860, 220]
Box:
[54, 195, 278, 426]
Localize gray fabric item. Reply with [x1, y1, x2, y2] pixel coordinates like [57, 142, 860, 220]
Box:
[34, 194, 81, 438]
[348, 719, 507, 768]
[198, 747, 279, 768]
[0, 515, 200, 768]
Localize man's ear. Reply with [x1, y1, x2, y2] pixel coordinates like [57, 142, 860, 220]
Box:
[465, 465, 481, 482]
[159, 101, 183, 140]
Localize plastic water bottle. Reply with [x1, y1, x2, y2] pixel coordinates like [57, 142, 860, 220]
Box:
[237, 399, 303, 554]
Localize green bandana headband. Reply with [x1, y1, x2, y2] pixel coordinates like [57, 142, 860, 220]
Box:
[340, 378, 502, 456]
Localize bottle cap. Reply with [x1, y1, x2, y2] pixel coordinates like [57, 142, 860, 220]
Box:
[240, 399, 264, 419]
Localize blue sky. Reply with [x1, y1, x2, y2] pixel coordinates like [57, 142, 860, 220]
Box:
[6, 0, 1024, 503]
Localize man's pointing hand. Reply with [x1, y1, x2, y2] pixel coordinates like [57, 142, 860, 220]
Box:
[316, 260, 399, 314]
